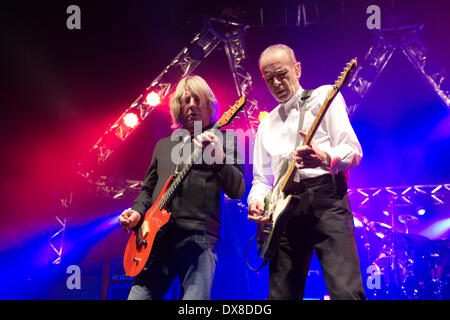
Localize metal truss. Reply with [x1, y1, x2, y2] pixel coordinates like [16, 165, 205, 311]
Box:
[344, 24, 450, 117]
[48, 192, 71, 265]
[87, 176, 143, 199]
[215, 17, 260, 133]
[48, 216, 67, 265]
[78, 17, 259, 180]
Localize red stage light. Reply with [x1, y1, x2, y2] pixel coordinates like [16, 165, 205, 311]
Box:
[123, 113, 139, 128]
[145, 91, 161, 107]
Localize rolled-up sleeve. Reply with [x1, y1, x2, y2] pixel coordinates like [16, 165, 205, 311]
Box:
[322, 91, 363, 174]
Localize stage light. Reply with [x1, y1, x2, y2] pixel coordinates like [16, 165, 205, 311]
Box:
[417, 208, 426, 216]
[258, 111, 269, 122]
[419, 217, 450, 239]
[123, 113, 139, 128]
[145, 91, 161, 107]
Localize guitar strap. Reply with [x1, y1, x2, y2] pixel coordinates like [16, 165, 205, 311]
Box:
[275, 89, 314, 185]
[295, 89, 314, 147]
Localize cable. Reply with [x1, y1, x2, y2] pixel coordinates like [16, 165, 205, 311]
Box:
[244, 235, 268, 272]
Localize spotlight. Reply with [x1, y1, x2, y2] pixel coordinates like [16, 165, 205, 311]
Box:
[417, 208, 426, 216]
[145, 91, 161, 107]
[123, 113, 139, 128]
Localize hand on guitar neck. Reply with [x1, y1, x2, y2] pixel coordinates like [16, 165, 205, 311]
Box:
[293, 131, 331, 170]
[192, 130, 226, 166]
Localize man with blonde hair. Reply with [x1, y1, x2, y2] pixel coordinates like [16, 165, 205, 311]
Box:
[119, 75, 245, 299]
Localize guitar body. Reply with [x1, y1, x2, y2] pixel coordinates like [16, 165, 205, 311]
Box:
[123, 176, 173, 277]
[257, 180, 301, 260]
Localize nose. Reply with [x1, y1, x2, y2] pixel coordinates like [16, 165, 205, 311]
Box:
[273, 76, 282, 87]
[186, 97, 198, 109]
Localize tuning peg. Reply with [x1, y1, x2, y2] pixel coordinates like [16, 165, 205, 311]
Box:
[234, 116, 240, 120]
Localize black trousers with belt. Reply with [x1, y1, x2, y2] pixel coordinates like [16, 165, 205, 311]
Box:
[268, 173, 366, 300]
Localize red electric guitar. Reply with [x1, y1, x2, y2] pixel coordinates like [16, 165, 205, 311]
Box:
[123, 95, 247, 277]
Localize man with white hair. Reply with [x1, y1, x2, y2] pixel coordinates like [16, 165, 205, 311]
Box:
[248, 44, 366, 300]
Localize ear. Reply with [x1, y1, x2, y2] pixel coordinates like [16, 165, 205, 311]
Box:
[294, 61, 302, 79]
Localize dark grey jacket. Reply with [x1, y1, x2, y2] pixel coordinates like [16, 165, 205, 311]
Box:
[132, 129, 245, 238]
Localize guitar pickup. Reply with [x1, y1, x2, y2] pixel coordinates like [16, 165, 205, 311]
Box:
[263, 226, 272, 234]
[136, 221, 150, 248]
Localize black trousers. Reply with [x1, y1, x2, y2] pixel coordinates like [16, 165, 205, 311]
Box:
[268, 173, 366, 300]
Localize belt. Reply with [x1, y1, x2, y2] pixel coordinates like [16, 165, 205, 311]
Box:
[292, 172, 347, 193]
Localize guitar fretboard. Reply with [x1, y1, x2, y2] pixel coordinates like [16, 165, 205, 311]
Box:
[279, 58, 357, 194]
[280, 87, 338, 193]
[158, 122, 221, 210]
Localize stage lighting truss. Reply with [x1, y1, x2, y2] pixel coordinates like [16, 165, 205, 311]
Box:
[48, 192, 71, 265]
[48, 216, 66, 265]
[78, 17, 260, 180]
[344, 24, 450, 117]
[88, 176, 143, 199]
[348, 183, 450, 210]
[217, 18, 260, 133]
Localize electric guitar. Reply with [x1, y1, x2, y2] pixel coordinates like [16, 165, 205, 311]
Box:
[256, 58, 358, 260]
[123, 95, 246, 277]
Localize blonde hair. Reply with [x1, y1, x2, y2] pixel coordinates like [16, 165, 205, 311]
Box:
[169, 75, 218, 129]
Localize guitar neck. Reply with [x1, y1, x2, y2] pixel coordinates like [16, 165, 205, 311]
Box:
[158, 123, 221, 210]
[280, 86, 339, 193]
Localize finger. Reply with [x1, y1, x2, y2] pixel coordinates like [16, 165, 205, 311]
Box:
[121, 224, 130, 233]
[202, 131, 212, 139]
[250, 206, 264, 215]
[295, 147, 313, 156]
[193, 139, 203, 149]
[118, 215, 128, 225]
[260, 216, 271, 224]
[248, 215, 270, 224]
[256, 203, 265, 212]
[206, 132, 218, 142]
[124, 210, 134, 218]
[248, 214, 264, 222]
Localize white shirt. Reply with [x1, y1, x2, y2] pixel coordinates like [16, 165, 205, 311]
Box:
[247, 85, 363, 204]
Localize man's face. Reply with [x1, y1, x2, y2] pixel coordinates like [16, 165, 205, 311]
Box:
[260, 49, 301, 103]
[179, 89, 210, 133]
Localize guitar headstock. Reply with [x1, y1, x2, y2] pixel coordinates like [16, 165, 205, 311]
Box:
[216, 95, 247, 129]
[334, 58, 358, 90]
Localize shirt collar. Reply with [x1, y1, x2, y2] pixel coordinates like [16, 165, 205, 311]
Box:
[280, 86, 304, 114]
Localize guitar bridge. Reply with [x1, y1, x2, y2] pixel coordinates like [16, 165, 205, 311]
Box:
[136, 236, 147, 249]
